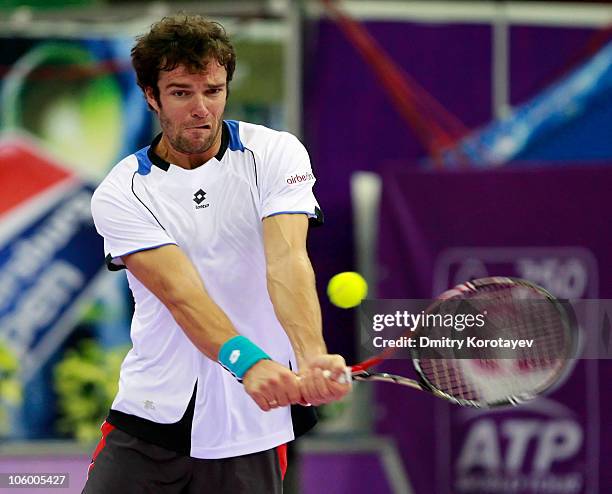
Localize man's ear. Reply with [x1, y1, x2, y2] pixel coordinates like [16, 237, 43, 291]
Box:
[144, 87, 160, 113]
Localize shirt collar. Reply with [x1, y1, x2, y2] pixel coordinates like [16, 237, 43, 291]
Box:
[147, 120, 230, 171]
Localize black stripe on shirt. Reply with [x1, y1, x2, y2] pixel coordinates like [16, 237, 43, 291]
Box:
[106, 382, 197, 455]
[131, 171, 167, 231]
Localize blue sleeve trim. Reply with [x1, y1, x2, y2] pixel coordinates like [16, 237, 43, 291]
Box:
[264, 211, 314, 218]
[117, 242, 177, 257]
[264, 208, 324, 227]
[225, 120, 245, 152]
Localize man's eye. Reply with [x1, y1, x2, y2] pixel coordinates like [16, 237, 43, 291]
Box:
[172, 90, 188, 97]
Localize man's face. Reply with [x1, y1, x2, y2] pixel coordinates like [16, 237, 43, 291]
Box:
[146, 61, 227, 157]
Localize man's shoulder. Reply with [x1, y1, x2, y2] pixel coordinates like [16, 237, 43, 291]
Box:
[97, 154, 140, 187]
[92, 153, 139, 201]
[231, 120, 299, 154]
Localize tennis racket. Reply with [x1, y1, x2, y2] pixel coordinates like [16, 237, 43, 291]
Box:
[334, 277, 576, 408]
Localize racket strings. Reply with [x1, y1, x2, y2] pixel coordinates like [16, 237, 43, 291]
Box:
[415, 282, 572, 405]
[463, 285, 569, 362]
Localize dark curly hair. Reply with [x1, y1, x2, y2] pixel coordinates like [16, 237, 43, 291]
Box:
[131, 14, 236, 106]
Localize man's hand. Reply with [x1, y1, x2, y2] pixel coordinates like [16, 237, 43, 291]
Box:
[243, 360, 302, 411]
[298, 354, 352, 406]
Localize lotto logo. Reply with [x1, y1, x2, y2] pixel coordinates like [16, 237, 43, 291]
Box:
[193, 189, 210, 209]
[193, 189, 207, 205]
[286, 172, 315, 185]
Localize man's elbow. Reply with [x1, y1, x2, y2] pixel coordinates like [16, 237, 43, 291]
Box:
[160, 280, 202, 314]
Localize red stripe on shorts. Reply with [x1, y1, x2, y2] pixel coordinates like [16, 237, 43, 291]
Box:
[88, 421, 115, 477]
[276, 443, 288, 480]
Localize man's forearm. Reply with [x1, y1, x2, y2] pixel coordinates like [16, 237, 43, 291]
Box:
[266, 251, 327, 366]
[165, 290, 239, 361]
[123, 245, 239, 361]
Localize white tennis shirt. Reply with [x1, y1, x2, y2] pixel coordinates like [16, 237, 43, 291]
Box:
[91, 120, 322, 458]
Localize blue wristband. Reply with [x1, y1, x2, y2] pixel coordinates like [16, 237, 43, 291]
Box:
[218, 336, 270, 381]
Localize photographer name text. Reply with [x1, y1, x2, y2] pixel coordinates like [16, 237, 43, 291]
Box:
[372, 336, 534, 350]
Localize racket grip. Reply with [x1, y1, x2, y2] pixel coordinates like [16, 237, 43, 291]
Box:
[322, 368, 351, 384]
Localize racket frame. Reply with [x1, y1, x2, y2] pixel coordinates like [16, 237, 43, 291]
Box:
[351, 276, 576, 408]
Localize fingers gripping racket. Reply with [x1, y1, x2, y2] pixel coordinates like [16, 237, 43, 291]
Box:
[337, 277, 576, 408]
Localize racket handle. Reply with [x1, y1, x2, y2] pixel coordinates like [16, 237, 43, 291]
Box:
[322, 368, 351, 384]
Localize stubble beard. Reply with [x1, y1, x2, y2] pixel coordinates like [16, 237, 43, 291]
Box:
[160, 112, 222, 155]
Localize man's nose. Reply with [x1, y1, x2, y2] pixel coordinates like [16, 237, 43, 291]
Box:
[191, 95, 210, 118]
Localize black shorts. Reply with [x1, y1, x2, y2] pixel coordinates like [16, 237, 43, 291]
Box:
[82, 422, 287, 494]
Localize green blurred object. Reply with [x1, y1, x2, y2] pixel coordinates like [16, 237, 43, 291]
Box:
[1, 42, 124, 180]
[317, 400, 348, 422]
[0, 342, 18, 376]
[54, 339, 128, 443]
[225, 39, 284, 127]
[229, 41, 283, 105]
[0, 339, 21, 435]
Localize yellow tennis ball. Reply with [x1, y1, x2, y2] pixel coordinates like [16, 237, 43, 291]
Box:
[327, 272, 368, 309]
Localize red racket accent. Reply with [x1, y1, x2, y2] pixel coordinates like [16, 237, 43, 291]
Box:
[351, 356, 384, 373]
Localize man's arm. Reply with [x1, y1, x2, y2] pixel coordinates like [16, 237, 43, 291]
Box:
[123, 244, 301, 411]
[262, 214, 325, 363]
[263, 214, 350, 405]
[124, 244, 234, 358]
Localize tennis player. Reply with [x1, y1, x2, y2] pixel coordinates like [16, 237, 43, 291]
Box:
[83, 14, 350, 493]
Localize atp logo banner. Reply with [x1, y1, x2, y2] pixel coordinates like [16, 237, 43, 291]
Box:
[0, 136, 104, 385]
[451, 404, 586, 494]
